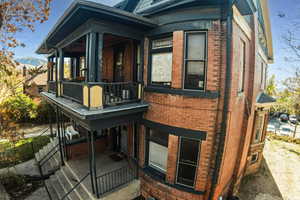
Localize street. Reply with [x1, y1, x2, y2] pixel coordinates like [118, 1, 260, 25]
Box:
[268, 118, 300, 138]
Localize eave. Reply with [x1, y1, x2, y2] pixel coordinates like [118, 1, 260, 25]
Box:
[36, 0, 157, 54]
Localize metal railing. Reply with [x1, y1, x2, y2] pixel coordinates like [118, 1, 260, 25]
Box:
[96, 163, 137, 196]
[62, 81, 83, 103]
[48, 81, 56, 93]
[61, 172, 90, 200]
[102, 82, 139, 107]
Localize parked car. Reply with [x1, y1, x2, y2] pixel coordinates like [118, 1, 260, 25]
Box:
[279, 126, 292, 136]
[267, 124, 276, 133]
[280, 114, 289, 123]
[289, 115, 298, 124]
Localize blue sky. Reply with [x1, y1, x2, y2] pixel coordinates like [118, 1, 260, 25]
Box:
[12, 0, 300, 84]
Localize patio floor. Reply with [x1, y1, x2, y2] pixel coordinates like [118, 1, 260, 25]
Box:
[66, 151, 136, 196]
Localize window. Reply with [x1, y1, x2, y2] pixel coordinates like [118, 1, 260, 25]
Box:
[176, 137, 200, 188]
[184, 32, 207, 90]
[150, 36, 173, 86]
[254, 113, 265, 143]
[251, 153, 259, 164]
[147, 129, 169, 173]
[64, 58, 71, 80]
[238, 40, 246, 93]
[260, 62, 266, 90]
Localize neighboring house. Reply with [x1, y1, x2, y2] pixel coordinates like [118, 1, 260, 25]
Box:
[22, 65, 47, 97]
[35, 0, 275, 200]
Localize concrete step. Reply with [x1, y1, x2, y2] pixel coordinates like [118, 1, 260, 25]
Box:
[62, 164, 92, 200]
[56, 170, 81, 200]
[45, 179, 59, 200]
[50, 175, 70, 200]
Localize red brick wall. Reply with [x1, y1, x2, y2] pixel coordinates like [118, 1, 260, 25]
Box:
[139, 20, 227, 199]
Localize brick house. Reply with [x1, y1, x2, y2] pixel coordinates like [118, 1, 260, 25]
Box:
[36, 0, 275, 199]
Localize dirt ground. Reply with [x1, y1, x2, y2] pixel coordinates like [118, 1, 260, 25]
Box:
[238, 139, 300, 200]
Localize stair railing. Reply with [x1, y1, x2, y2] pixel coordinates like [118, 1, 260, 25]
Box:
[60, 172, 90, 200]
[38, 143, 60, 177]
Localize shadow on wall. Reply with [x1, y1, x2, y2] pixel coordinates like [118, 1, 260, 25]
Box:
[237, 157, 283, 200]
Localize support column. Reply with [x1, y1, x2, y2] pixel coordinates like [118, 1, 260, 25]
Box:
[87, 131, 95, 194]
[91, 131, 100, 198]
[56, 107, 65, 166]
[58, 48, 64, 81]
[55, 51, 59, 97]
[97, 33, 103, 82]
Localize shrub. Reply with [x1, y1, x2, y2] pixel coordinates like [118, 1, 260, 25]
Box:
[267, 132, 300, 145]
[0, 93, 37, 122]
[34, 100, 55, 124]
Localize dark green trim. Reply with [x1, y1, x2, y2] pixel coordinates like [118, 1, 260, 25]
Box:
[147, 21, 212, 36]
[145, 86, 219, 99]
[142, 167, 206, 195]
[141, 119, 207, 140]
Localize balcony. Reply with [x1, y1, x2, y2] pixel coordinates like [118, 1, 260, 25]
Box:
[53, 81, 142, 110]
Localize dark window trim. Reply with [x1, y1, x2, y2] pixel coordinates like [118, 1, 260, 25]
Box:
[141, 167, 206, 195]
[141, 119, 207, 140]
[183, 31, 208, 91]
[238, 39, 246, 93]
[145, 127, 168, 176]
[144, 86, 219, 99]
[148, 33, 173, 88]
[250, 152, 259, 164]
[175, 137, 201, 188]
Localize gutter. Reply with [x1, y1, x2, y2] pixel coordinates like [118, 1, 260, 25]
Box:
[209, 0, 235, 199]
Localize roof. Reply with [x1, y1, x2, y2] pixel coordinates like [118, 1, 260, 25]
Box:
[256, 92, 276, 107]
[36, 0, 157, 54]
[259, 0, 274, 63]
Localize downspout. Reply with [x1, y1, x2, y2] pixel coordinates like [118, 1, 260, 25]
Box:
[209, 0, 236, 199]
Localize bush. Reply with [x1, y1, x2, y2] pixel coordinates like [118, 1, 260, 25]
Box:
[0, 93, 37, 122]
[0, 93, 55, 124]
[267, 132, 300, 145]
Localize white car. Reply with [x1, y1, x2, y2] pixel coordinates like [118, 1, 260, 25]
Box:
[279, 126, 292, 136]
[267, 124, 276, 133]
[289, 115, 298, 124]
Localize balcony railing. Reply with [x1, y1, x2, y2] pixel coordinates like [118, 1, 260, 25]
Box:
[62, 82, 83, 104]
[50, 81, 142, 110]
[96, 163, 137, 196]
[48, 81, 56, 93]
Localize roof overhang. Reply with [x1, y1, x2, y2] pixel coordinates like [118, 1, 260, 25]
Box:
[235, 0, 256, 15]
[260, 0, 274, 64]
[36, 0, 157, 54]
[256, 92, 277, 108]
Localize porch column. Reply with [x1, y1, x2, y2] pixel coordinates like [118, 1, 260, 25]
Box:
[87, 132, 95, 194]
[55, 51, 59, 97]
[47, 57, 50, 82]
[87, 32, 103, 82]
[91, 131, 100, 198]
[56, 107, 65, 166]
[58, 48, 64, 81]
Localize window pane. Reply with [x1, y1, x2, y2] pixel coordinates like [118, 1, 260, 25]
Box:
[151, 52, 172, 85]
[179, 138, 200, 165]
[185, 61, 205, 89]
[238, 40, 246, 92]
[152, 37, 173, 49]
[177, 163, 197, 187]
[149, 141, 168, 173]
[150, 129, 169, 147]
[187, 33, 206, 60]
[64, 58, 71, 80]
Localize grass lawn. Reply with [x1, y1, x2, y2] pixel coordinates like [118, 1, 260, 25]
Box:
[0, 136, 50, 169]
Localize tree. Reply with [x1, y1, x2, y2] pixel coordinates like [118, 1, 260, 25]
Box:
[266, 74, 277, 97]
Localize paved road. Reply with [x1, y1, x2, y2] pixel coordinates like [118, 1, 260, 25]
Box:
[268, 118, 300, 138]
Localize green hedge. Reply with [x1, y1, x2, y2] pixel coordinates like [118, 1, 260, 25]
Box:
[267, 132, 300, 145]
[0, 136, 50, 168]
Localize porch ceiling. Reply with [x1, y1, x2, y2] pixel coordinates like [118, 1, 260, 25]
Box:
[36, 0, 157, 54]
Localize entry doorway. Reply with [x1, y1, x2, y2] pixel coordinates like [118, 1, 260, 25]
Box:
[113, 46, 125, 82]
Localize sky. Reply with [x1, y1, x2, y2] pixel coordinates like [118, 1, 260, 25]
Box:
[12, 0, 300, 84]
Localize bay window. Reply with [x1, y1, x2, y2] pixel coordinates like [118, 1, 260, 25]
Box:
[184, 32, 207, 90]
[150, 36, 173, 86]
[176, 137, 200, 188]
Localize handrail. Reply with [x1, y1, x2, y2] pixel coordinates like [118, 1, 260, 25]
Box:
[61, 172, 90, 200]
[39, 143, 59, 165]
[96, 163, 137, 196]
